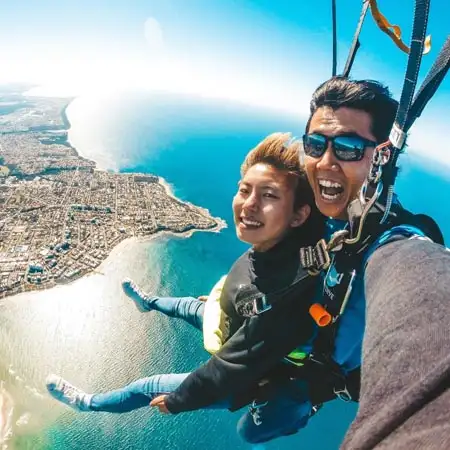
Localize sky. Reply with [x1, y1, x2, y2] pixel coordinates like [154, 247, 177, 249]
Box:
[0, 0, 449, 163]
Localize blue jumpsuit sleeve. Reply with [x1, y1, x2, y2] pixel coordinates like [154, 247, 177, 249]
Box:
[333, 225, 427, 371]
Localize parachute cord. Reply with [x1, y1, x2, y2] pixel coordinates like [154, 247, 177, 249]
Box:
[332, 0, 337, 76]
[380, 184, 394, 224]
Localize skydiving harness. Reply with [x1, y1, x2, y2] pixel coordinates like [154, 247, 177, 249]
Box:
[246, 0, 450, 426]
[298, 0, 449, 408]
[239, 203, 444, 426]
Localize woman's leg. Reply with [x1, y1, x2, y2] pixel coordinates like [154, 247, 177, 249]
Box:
[89, 373, 191, 413]
[122, 279, 204, 331]
[46, 373, 231, 413]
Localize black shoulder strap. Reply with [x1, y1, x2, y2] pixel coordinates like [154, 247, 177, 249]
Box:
[235, 266, 313, 317]
[405, 36, 450, 131]
[332, 0, 338, 76]
[342, 0, 370, 77]
[390, 0, 431, 154]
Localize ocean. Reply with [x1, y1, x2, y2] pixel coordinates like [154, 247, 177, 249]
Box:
[1, 91, 449, 450]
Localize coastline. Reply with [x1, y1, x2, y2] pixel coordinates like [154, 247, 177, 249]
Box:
[63, 98, 106, 169]
[157, 176, 227, 234]
[0, 93, 227, 301]
[0, 224, 220, 301]
[63, 96, 226, 234]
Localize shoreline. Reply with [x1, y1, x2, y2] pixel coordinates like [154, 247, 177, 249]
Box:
[62, 97, 226, 233]
[61, 99, 106, 170]
[0, 223, 225, 302]
[0, 93, 227, 301]
[157, 176, 227, 234]
[60, 96, 226, 235]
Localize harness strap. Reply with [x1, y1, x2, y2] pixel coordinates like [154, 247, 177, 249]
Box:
[234, 264, 313, 317]
[342, 0, 370, 77]
[284, 353, 361, 404]
[332, 0, 338, 76]
[406, 36, 450, 131]
[342, 0, 434, 244]
[391, 0, 431, 152]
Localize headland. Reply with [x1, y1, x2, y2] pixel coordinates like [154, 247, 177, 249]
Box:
[0, 85, 226, 299]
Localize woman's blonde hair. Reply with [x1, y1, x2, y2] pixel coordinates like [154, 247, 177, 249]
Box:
[241, 132, 312, 209]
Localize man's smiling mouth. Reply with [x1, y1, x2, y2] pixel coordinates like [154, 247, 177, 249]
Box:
[318, 179, 344, 201]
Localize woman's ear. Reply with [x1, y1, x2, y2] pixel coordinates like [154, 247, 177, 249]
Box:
[290, 204, 311, 228]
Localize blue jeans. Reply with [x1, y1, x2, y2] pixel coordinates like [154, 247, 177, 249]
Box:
[146, 295, 205, 330]
[90, 373, 230, 413]
[90, 375, 312, 444]
[108, 294, 313, 442]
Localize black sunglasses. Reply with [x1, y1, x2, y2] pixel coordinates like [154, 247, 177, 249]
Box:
[302, 133, 377, 162]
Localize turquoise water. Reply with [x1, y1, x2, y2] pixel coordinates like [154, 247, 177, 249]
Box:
[1, 92, 449, 449]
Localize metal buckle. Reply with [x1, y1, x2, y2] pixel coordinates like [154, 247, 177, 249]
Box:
[251, 399, 269, 409]
[333, 385, 352, 402]
[327, 231, 348, 253]
[316, 239, 331, 269]
[302, 239, 332, 275]
[389, 124, 407, 150]
[253, 295, 272, 315]
[249, 400, 268, 426]
[368, 141, 391, 184]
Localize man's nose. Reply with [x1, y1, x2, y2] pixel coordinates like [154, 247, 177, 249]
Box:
[316, 143, 340, 171]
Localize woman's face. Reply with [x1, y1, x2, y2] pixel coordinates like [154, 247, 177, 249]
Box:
[232, 163, 308, 252]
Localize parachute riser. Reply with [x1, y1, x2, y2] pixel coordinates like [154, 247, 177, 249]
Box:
[322, 0, 448, 257]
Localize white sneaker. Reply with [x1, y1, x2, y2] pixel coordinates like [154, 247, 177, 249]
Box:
[121, 278, 154, 312]
[46, 374, 92, 412]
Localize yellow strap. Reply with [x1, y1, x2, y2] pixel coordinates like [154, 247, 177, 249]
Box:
[369, 0, 431, 55]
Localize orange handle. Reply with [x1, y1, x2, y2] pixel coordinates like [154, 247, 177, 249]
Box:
[309, 303, 332, 327]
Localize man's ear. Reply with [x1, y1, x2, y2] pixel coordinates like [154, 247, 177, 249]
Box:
[290, 204, 311, 228]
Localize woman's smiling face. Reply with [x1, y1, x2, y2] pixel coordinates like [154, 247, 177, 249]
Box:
[232, 162, 306, 252]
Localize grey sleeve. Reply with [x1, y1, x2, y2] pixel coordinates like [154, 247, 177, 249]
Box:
[341, 238, 450, 450]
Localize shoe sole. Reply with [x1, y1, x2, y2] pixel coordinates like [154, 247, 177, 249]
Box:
[121, 278, 150, 313]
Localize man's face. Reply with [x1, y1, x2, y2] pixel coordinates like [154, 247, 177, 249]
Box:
[304, 106, 377, 220]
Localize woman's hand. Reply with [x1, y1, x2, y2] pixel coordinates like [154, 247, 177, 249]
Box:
[150, 395, 170, 414]
[197, 295, 209, 302]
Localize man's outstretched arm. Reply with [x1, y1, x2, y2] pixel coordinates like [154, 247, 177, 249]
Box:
[342, 238, 450, 450]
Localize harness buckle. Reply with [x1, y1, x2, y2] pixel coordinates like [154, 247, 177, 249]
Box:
[249, 399, 268, 426]
[368, 141, 392, 184]
[333, 385, 352, 402]
[252, 295, 272, 315]
[327, 230, 349, 252]
[301, 239, 332, 275]
[389, 124, 407, 150]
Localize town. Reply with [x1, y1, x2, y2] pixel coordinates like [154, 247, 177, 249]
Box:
[0, 85, 224, 299]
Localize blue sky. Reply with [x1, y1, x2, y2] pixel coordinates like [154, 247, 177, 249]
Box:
[1, 0, 449, 162]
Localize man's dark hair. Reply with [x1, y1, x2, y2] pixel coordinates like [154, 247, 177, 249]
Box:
[306, 77, 399, 143]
